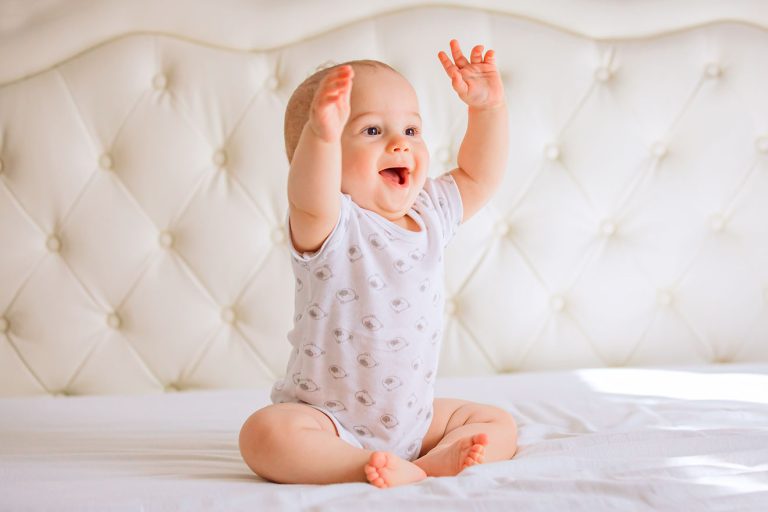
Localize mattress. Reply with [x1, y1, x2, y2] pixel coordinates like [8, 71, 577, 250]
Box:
[2, 364, 767, 511]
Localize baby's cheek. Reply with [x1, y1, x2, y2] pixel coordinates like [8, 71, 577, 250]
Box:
[416, 145, 430, 170]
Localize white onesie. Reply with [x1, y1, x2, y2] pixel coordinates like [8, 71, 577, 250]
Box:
[271, 174, 463, 461]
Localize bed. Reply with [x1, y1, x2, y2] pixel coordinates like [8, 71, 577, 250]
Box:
[1, 0, 767, 510]
[1, 365, 766, 510]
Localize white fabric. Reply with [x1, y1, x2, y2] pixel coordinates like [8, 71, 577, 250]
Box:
[1, 2, 766, 508]
[3, 0, 768, 83]
[1, 1, 768, 396]
[272, 176, 463, 459]
[1, 365, 767, 511]
[305, 402, 364, 450]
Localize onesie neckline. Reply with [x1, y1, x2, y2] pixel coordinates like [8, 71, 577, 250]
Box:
[359, 205, 424, 242]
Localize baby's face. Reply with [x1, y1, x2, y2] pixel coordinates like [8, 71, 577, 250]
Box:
[340, 66, 429, 222]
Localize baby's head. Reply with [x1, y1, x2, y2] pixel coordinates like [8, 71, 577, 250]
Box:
[285, 60, 429, 223]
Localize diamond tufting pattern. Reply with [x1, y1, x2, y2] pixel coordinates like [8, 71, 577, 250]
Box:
[0, 6, 767, 396]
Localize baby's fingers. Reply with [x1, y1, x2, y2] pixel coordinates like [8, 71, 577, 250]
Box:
[309, 65, 355, 140]
[484, 49, 496, 66]
[326, 64, 354, 82]
[438, 51, 458, 77]
[470, 45, 484, 64]
[316, 65, 354, 99]
[438, 51, 468, 97]
[449, 39, 470, 68]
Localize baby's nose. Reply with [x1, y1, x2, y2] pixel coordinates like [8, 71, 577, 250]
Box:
[387, 137, 410, 152]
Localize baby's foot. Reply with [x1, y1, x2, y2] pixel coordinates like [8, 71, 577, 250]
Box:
[414, 433, 489, 477]
[364, 451, 427, 488]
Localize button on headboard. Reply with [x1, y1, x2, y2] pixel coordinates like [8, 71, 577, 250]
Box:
[1, 1, 767, 396]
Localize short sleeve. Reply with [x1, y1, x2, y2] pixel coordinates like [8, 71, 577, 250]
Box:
[420, 173, 464, 247]
[286, 193, 352, 262]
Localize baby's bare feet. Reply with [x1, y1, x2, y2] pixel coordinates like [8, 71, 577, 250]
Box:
[364, 451, 427, 488]
[414, 433, 489, 477]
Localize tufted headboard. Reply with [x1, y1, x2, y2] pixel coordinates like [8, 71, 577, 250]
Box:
[1, 0, 767, 396]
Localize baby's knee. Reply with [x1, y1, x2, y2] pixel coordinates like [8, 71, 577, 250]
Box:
[239, 404, 325, 463]
[466, 402, 517, 429]
[239, 407, 288, 470]
[492, 406, 517, 435]
[495, 406, 517, 429]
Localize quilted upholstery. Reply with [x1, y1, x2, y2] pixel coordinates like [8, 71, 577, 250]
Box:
[1, 2, 767, 396]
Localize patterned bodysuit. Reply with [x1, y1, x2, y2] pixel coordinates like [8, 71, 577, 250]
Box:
[271, 174, 463, 460]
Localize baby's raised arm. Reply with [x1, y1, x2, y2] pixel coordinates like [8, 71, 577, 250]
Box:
[287, 65, 354, 253]
[438, 40, 509, 222]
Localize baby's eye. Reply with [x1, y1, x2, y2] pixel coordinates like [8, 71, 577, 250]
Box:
[364, 126, 381, 136]
[405, 127, 418, 136]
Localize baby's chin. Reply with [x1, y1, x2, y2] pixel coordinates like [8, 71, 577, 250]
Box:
[358, 195, 416, 220]
[343, 176, 425, 218]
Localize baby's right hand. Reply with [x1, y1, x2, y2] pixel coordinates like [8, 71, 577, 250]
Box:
[308, 65, 354, 143]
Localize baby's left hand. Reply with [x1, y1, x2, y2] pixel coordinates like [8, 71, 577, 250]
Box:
[438, 39, 505, 109]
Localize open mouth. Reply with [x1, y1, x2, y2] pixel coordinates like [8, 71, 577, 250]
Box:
[379, 167, 410, 187]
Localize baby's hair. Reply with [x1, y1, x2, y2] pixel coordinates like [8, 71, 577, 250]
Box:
[283, 59, 398, 163]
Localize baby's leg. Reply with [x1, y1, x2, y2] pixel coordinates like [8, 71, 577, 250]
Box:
[412, 398, 517, 477]
[239, 402, 426, 486]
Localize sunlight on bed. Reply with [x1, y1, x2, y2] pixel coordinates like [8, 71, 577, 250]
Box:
[574, 369, 768, 404]
[677, 455, 768, 494]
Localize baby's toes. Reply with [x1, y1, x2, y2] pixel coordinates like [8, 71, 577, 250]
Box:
[470, 447, 485, 464]
[466, 449, 482, 463]
[462, 442, 486, 468]
[365, 452, 392, 488]
[364, 465, 386, 488]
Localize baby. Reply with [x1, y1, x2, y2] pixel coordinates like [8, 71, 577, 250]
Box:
[239, 40, 517, 488]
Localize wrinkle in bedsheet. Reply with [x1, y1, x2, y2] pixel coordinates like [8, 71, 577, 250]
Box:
[2, 366, 768, 511]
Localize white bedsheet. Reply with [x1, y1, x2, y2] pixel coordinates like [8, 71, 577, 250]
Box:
[1, 364, 767, 511]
